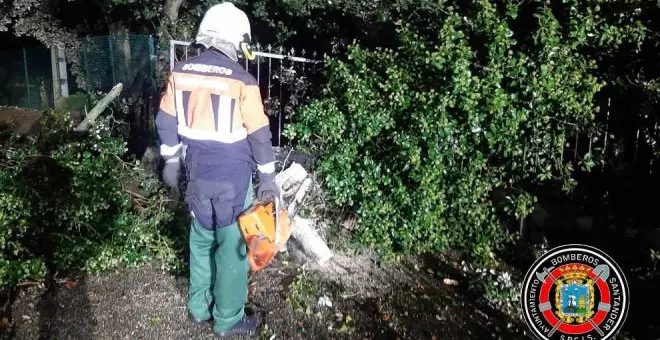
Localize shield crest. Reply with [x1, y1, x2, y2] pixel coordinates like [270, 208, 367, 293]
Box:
[558, 280, 591, 318]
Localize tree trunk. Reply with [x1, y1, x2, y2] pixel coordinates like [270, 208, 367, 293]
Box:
[163, 0, 185, 22]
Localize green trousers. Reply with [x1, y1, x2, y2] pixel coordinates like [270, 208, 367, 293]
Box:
[187, 184, 252, 332]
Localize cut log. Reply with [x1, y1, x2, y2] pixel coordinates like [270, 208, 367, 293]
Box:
[275, 162, 333, 266]
[292, 217, 333, 266]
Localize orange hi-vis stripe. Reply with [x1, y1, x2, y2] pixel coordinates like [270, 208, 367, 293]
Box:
[159, 61, 269, 144]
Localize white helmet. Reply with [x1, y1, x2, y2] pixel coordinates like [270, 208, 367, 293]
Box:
[195, 2, 255, 61]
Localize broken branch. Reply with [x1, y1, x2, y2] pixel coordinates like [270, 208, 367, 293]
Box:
[74, 83, 123, 132]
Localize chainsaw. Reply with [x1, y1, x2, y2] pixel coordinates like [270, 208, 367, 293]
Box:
[237, 178, 309, 272]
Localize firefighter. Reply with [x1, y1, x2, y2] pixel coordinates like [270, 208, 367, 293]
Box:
[155, 2, 278, 337]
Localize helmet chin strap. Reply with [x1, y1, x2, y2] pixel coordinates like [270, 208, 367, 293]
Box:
[240, 33, 255, 61]
[240, 42, 255, 61]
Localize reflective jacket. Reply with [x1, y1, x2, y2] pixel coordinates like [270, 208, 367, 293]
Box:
[155, 49, 274, 229]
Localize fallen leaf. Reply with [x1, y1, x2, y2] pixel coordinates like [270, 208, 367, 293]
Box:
[63, 280, 76, 289]
[317, 295, 333, 308]
[382, 314, 390, 321]
[443, 278, 459, 286]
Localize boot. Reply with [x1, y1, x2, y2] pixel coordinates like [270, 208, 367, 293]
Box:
[190, 313, 212, 325]
[214, 314, 262, 338]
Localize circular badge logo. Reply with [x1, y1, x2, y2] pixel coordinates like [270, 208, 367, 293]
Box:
[521, 244, 630, 340]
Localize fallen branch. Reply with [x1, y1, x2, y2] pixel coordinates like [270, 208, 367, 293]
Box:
[275, 162, 334, 266]
[14, 280, 42, 288]
[15, 277, 74, 288]
[74, 83, 123, 132]
[123, 186, 149, 201]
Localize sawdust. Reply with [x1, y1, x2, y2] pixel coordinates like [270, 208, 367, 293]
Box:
[277, 244, 532, 339]
[295, 247, 406, 297]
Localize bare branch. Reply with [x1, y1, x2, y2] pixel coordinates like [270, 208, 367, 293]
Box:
[74, 83, 123, 132]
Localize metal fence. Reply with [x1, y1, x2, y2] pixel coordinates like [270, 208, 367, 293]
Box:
[169, 40, 322, 147]
[562, 95, 660, 178]
[80, 35, 157, 97]
[0, 35, 157, 112]
[0, 47, 55, 110]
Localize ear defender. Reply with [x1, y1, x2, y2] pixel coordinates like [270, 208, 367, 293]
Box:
[240, 33, 255, 61]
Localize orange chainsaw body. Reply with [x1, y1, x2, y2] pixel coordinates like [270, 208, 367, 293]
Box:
[237, 201, 293, 272]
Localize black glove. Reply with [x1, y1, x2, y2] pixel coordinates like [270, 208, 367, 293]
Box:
[256, 172, 280, 203]
[162, 161, 181, 188]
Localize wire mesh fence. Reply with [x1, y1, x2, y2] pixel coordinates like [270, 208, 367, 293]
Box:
[169, 40, 322, 147]
[79, 34, 156, 97]
[0, 47, 54, 110]
[0, 35, 157, 112]
[76, 35, 161, 154]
